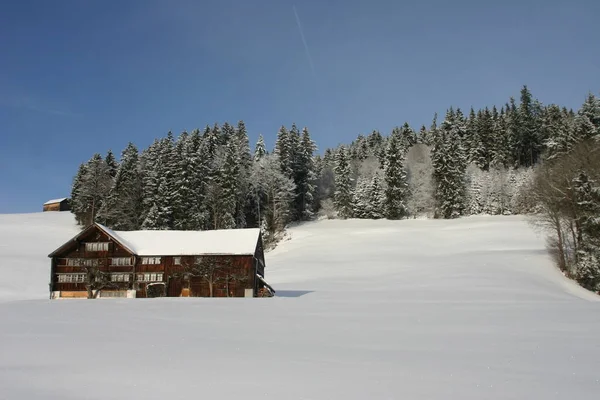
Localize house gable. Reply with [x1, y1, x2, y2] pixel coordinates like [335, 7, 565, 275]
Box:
[48, 224, 135, 259]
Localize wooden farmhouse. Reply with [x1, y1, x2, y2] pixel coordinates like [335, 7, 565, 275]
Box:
[48, 223, 274, 299]
[43, 198, 70, 212]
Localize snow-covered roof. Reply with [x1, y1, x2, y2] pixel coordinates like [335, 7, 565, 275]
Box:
[96, 224, 260, 256]
[44, 198, 68, 205]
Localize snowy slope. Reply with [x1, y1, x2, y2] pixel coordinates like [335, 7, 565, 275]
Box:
[0, 214, 599, 400]
[0, 212, 79, 301]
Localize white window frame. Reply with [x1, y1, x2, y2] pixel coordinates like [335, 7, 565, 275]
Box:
[137, 273, 163, 282]
[111, 257, 132, 266]
[173, 257, 181, 265]
[141, 257, 161, 265]
[58, 274, 86, 283]
[110, 273, 130, 282]
[85, 242, 109, 252]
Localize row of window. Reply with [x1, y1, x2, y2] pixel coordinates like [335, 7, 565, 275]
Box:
[137, 273, 163, 282]
[57, 273, 163, 283]
[85, 242, 109, 252]
[58, 274, 86, 283]
[66, 258, 99, 267]
[64, 257, 164, 266]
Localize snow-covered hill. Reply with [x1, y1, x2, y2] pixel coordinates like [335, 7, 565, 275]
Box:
[0, 213, 599, 399]
[0, 212, 79, 301]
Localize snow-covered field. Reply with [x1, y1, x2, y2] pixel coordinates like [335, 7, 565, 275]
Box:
[0, 213, 599, 399]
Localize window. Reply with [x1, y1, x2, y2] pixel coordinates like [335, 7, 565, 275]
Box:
[141, 257, 161, 265]
[82, 259, 99, 267]
[65, 259, 98, 267]
[110, 274, 130, 282]
[111, 257, 132, 266]
[85, 242, 109, 252]
[58, 274, 86, 283]
[137, 273, 163, 282]
[173, 257, 181, 265]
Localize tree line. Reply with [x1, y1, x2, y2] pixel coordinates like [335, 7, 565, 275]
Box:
[70, 86, 600, 290]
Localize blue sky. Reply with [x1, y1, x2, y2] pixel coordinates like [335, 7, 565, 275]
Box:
[1, 0, 598, 213]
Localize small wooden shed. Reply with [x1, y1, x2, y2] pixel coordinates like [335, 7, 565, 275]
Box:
[43, 198, 70, 212]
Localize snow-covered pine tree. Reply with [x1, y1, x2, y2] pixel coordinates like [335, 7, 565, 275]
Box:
[367, 172, 384, 219]
[171, 131, 193, 230]
[417, 125, 429, 146]
[74, 153, 113, 226]
[542, 104, 577, 160]
[70, 163, 89, 226]
[141, 134, 175, 229]
[220, 122, 234, 146]
[491, 107, 511, 168]
[516, 85, 543, 167]
[254, 134, 267, 161]
[187, 128, 209, 230]
[105, 150, 118, 178]
[398, 122, 417, 153]
[465, 108, 477, 163]
[234, 121, 252, 228]
[294, 127, 318, 220]
[98, 142, 143, 230]
[352, 177, 370, 219]
[333, 146, 354, 219]
[275, 125, 294, 178]
[579, 93, 600, 135]
[432, 109, 467, 219]
[218, 140, 239, 229]
[383, 132, 408, 219]
[473, 108, 494, 170]
[505, 97, 519, 167]
[573, 171, 600, 292]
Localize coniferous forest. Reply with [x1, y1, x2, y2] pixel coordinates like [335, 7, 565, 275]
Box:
[71, 86, 600, 292]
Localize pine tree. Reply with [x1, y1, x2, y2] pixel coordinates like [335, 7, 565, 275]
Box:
[465, 108, 477, 163]
[367, 173, 384, 219]
[491, 107, 511, 168]
[73, 154, 113, 226]
[234, 121, 252, 228]
[274, 125, 294, 178]
[333, 146, 354, 219]
[70, 163, 89, 226]
[105, 150, 118, 178]
[418, 125, 429, 145]
[432, 109, 467, 218]
[254, 135, 267, 161]
[171, 131, 193, 229]
[398, 122, 417, 152]
[473, 108, 494, 170]
[579, 93, 600, 134]
[219, 140, 239, 229]
[141, 135, 175, 229]
[294, 127, 318, 220]
[383, 133, 408, 219]
[98, 142, 143, 230]
[573, 171, 600, 291]
[542, 105, 576, 160]
[352, 177, 370, 219]
[188, 128, 209, 230]
[516, 85, 542, 167]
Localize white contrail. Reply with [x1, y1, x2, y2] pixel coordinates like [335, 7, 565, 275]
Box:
[293, 5, 315, 75]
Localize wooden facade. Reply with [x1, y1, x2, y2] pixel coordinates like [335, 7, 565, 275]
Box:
[48, 224, 270, 299]
[43, 198, 70, 212]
